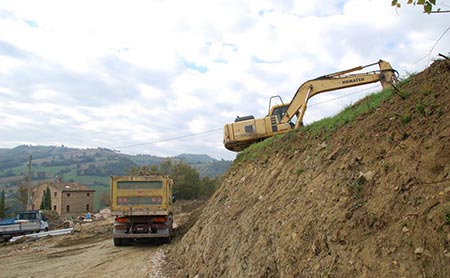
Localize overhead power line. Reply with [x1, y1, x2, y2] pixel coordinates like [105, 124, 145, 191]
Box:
[113, 84, 382, 150]
[113, 127, 223, 150]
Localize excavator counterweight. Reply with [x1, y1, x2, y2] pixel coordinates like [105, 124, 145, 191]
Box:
[223, 60, 397, 152]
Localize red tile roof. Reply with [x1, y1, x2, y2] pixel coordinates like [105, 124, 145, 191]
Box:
[34, 181, 95, 192]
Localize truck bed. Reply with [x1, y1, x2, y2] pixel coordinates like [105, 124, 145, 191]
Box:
[0, 220, 41, 235]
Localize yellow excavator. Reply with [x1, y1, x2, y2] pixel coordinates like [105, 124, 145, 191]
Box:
[223, 60, 398, 152]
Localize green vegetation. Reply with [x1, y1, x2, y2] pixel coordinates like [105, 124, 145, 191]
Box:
[0, 190, 5, 218]
[400, 114, 412, 124]
[396, 90, 411, 100]
[236, 135, 282, 164]
[40, 186, 52, 210]
[0, 145, 231, 213]
[391, 0, 441, 14]
[368, 212, 379, 228]
[129, 161, 221, 200]
[416, 103, 426, 115]
[347, 180, 364, 200]
[445, 211, 450, 226]
[303, 88, 394, 136]
[295, 168, 304, 175]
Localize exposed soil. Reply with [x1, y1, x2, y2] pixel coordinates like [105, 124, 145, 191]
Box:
[0, 219, 167, 278]
[165, 58, 450, 277]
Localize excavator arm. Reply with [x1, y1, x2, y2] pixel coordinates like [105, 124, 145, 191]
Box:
[281, 60, 397, 128]
[223, 59, 397, 152]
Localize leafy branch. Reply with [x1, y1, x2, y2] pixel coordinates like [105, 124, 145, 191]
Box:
[391, 0, 446, 14]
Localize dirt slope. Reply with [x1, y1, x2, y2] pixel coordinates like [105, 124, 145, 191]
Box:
[165, 59, 450, 277]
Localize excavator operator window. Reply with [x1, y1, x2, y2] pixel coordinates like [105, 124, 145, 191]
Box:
[272, 106, 289, 122]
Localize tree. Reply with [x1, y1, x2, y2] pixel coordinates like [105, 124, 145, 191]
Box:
[98, 189, 110, 209]
[159, 160, 173, 175]
[127, 161, 221, 200]
[171, 163, 204, 200]
[39, 186, 52, 210]
[15, 182, 28, 210]
[0, 190, 6, 218]
[200, 176, 221, 197]
[391, 0, 447, 14]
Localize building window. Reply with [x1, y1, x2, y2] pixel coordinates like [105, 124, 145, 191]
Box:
[87, 193, 90, 197]
[54, 192, 57, 197]
[53, 205, 57, 211]
[86, 204, 90, 211]
[67, 193, 70, 197]
[66, 205, 70, 213]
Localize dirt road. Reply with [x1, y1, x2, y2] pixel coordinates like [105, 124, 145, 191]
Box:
[0, 220, 167, 278]
[0, 200, 204, 278]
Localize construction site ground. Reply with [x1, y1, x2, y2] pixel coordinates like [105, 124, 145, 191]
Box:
[0, 200, 204, 278]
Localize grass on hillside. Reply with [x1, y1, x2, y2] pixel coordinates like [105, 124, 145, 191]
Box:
[302, 87, 394, 136]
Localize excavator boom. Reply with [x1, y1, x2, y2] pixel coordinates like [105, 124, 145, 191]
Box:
[223, 60, 397, 152]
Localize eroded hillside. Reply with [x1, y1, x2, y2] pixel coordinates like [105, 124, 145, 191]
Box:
[165, 59, 450, 277]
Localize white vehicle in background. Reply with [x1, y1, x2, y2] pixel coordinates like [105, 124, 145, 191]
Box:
[0, 210, 49, 241]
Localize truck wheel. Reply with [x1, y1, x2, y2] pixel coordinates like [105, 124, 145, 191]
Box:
[163, 234, 172, 244]
[113, 238, 123, 246]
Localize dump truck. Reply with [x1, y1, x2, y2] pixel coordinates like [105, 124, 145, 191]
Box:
[224, 60, 398, 151]
[110, 175, 175, 246]
[0, 210, 49, 241]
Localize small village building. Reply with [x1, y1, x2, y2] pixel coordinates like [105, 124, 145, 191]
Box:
[28, 179, 95, 219]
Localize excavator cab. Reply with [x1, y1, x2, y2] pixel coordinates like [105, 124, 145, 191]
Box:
[270, 104, 296, 127]
[271, 105, 288, 122]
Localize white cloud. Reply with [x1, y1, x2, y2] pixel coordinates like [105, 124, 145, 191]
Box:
[31, 89, 59, 100]
[0, 0, 449, 160]
[187, 117, 208, 134]
[0, 56, 21, 73]
[138, 83, 164, 100]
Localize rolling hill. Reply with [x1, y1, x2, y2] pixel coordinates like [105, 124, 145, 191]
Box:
[0, 146, 232, 211]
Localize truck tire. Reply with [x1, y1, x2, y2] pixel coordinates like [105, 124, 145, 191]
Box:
[163, 226, 173, 244]
[114, 238, 131, 246]
[113, 238, 123, 246]
[163, 235, 172, 244]
[122, 238, 131, 246]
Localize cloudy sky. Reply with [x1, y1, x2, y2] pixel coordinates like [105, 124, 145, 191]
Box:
[0, 0, 449, 160]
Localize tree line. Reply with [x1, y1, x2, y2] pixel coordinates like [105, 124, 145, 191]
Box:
[128, 160, 221, 200]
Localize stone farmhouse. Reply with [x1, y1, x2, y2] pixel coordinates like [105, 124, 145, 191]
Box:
[28, 179, 95, 219]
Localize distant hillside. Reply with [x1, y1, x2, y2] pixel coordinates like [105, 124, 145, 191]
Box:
[175, 153, 216, 164]
[0, 145, 232, 211]
[175, 153, 232, 178]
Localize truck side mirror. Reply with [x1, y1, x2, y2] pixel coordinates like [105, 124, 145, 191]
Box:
[172, 194, 176, 203]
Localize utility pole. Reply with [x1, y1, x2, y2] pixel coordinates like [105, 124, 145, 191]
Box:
[26, 155, 32, 210]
